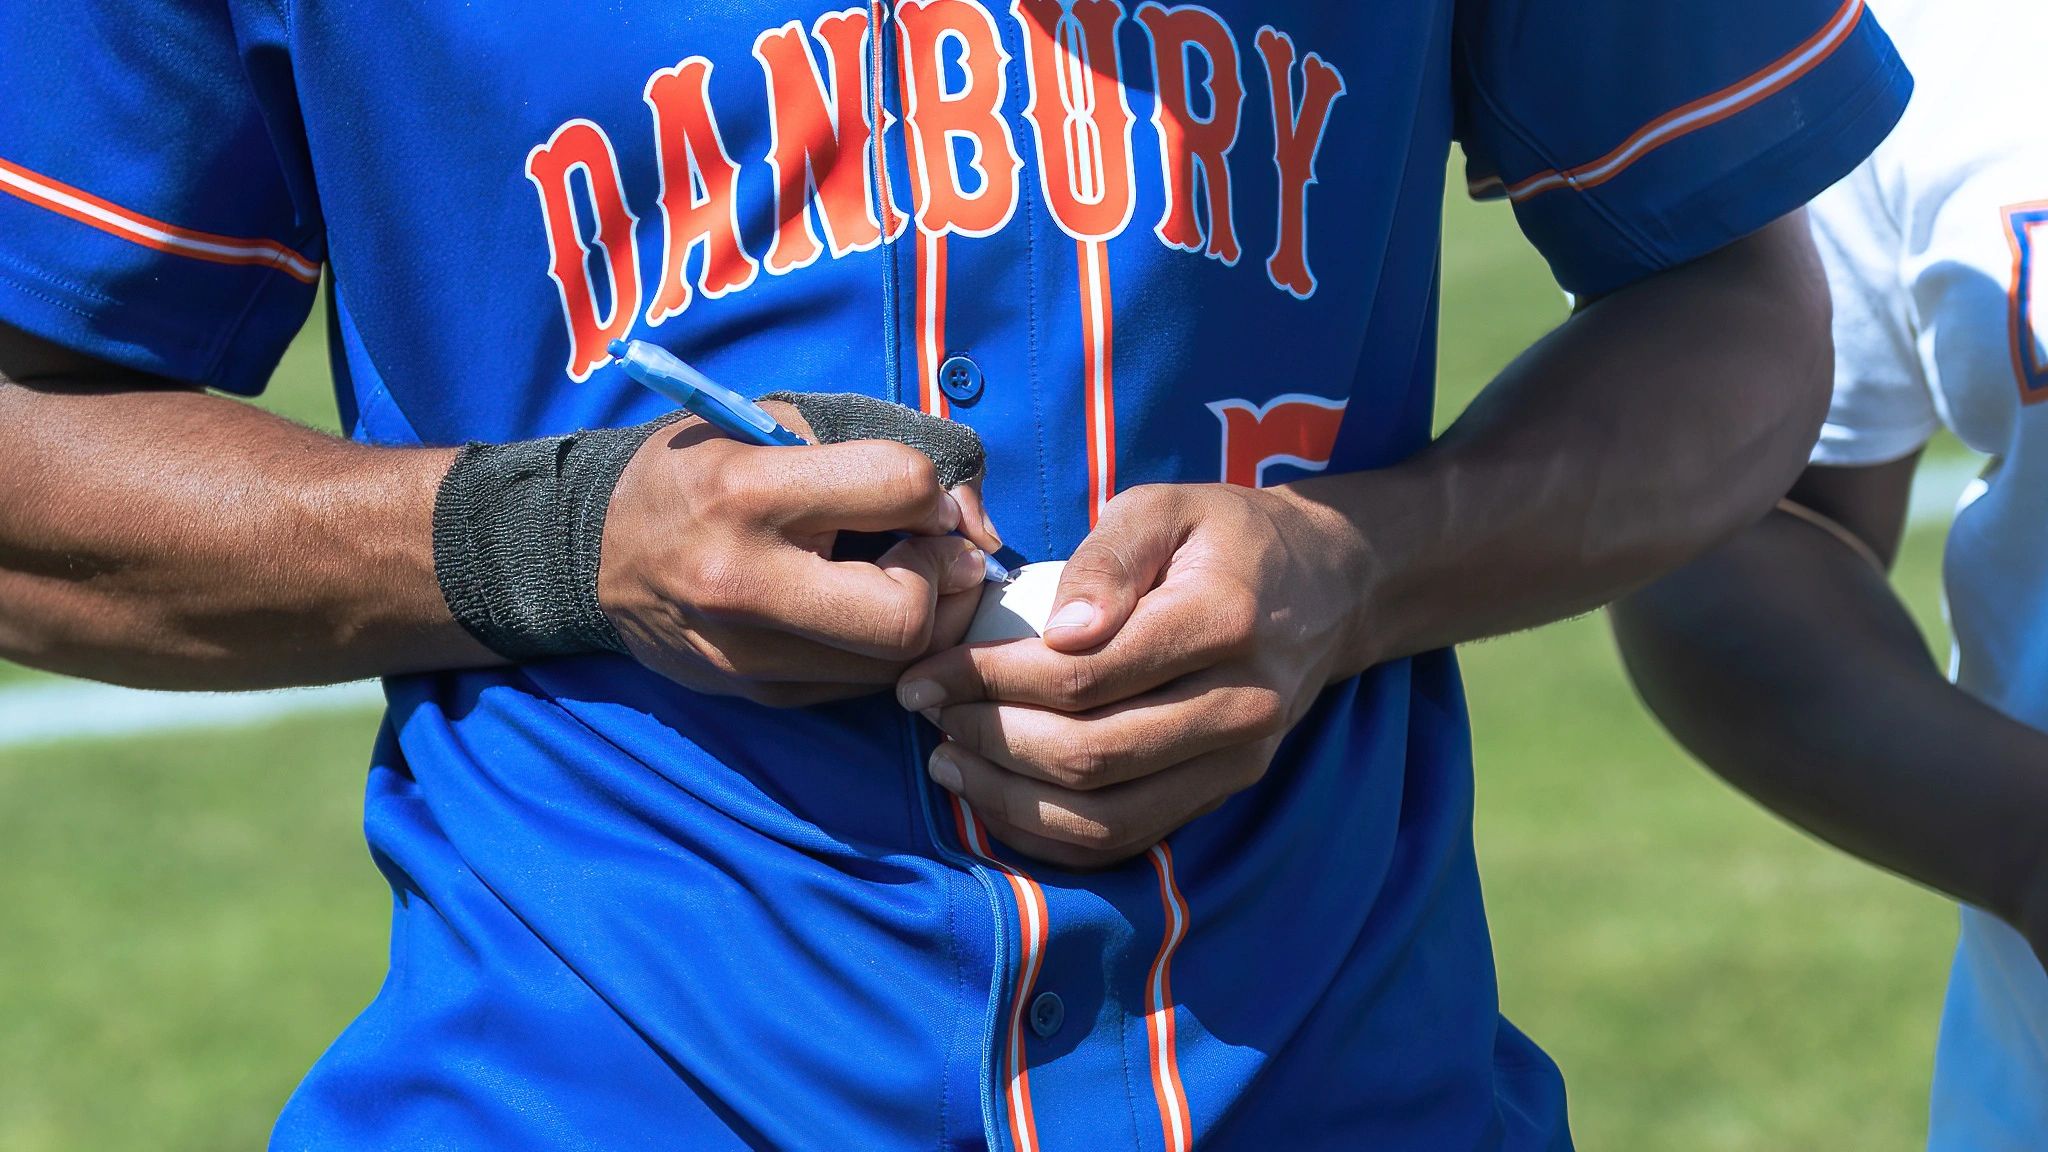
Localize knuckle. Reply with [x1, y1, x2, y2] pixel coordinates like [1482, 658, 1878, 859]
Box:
[875, 444, 940, 505]
[1109, 482, 1175, 518]
[866, 593, 931, 658]
[1210, 586, 1262, 654]
[1065, 541, 1134, 586]
[951, 650, 997, 697]
[941, 707, 985, 753]
[923, 534, 973, 574]
[1046, 734, 1110, 788]
[691, 460, 755, 525]
[1237, 686, 1289, 738]
[684, 551, 756, 618]
[1221, 583, 1262, 635]
[1051, 660, 1101, 708]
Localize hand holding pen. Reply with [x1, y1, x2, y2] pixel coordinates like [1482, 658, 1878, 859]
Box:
[610, 338, 1009, 583]
[590, 339, 1005, 707]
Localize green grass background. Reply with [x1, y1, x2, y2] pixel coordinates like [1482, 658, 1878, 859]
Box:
[0, 181, 1961, 1149]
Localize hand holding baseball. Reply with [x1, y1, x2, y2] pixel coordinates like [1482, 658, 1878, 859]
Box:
[897, 481, 1371, 869]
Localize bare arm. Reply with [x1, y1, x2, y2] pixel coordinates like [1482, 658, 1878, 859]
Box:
[0, 324, 488, 689]
[0, 320, 996, 696]
[1612, 455, 2048, 963]
[1340, 210, 1838, 661]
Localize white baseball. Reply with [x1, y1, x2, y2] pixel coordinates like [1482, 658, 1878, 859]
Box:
[963, 561, 1067, 644]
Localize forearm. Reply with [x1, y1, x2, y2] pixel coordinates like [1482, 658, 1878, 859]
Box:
[1612, 508, 2048, 944]
[0, 375, 494, 689]
[1298, 214, 1832, 666]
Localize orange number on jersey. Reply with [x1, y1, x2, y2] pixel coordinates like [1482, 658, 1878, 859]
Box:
[1208, 393, 1346, 487]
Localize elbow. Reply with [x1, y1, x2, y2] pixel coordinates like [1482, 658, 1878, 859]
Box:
[1707, 340, 1830, 554]
[1588, 211, 1840, 583]
[1728, 213, 1838, 529]
[1754, 293, 1834, 518]
[1631, 212, 1838, 574]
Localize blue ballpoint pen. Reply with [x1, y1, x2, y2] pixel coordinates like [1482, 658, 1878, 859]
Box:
[608, 338, 1010, 584]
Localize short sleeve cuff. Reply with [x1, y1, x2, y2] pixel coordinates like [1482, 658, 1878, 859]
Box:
[1810, 408, 1940, 468]
[0, 170, 317, 395]
[1503, 7, 1913, 297]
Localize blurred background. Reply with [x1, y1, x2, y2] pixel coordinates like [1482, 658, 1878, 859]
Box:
[0, 172, 1971, 1150]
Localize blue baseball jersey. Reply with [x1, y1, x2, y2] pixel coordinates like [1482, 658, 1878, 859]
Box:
[0, 2, 1906, 1148]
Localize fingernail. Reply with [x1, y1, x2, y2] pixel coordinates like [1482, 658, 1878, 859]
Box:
[898, 679, 944, 711]
[948, 485, 1000, 548]
[949, 548, 988, 589]
[928, 746, 963, 792]
[1044, 601, 1098, 634]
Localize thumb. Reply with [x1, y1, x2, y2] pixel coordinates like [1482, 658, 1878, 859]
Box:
[1043, 498, 1178, 652]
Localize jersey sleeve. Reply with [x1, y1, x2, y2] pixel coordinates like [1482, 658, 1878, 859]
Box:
[1807, 163, 1940, 467]
[0, 3, 323, 395]
[1453, 0, 1912, 297]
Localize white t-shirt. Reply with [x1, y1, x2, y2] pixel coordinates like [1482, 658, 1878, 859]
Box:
[1807, 1, 2048, 1146]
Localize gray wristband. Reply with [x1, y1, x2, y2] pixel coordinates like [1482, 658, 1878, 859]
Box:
[431, 413, 683, 661]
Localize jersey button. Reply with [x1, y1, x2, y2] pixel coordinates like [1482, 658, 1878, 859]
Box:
[937, 354, 985, 405]
[1029, 991, 1065, 1039]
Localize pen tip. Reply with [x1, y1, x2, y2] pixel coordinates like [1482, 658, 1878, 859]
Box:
[607, 339, 631, 359]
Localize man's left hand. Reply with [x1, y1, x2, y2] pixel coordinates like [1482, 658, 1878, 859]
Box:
[896, 481, 1372, 870]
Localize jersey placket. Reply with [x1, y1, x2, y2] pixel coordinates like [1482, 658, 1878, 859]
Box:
[867, 5, 1036, 1149]
[966, 4, 1194, 1147]
[875, 1, 1195, 1145]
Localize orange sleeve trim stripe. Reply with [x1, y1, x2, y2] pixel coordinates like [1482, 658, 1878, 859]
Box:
[0, 156, 320, 285]
[1465, 174, 1507, 200]
[1504, 0, 1867, 203]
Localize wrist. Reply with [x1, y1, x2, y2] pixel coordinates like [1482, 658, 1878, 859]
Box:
[432, 413, 683, 662]
[1268, 468, 1427, 675]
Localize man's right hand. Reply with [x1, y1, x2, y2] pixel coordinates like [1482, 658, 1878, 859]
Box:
[0, 321, 998, 698]
[599, 406, 1001, 707]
